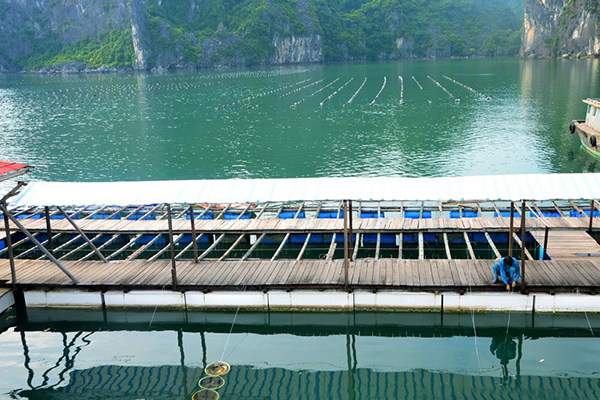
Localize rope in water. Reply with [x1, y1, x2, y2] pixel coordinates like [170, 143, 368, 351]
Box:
[219, 285, 247, 361]
[467, 264, 483, 374]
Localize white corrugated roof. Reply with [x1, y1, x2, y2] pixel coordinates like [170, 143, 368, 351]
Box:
[8, 173, 600, 207]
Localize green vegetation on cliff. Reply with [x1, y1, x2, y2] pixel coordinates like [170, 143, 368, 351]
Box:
[3, 0, 522, 71]
[21, 29, 134, 70]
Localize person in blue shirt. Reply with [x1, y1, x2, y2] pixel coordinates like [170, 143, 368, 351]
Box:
[492, 256, 520, 290]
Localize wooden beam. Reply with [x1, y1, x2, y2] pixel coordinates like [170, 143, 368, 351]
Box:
[418, 231, 424, 260]
[326, 233, 337, 260]
[569, 200, 585, 216]
[175, 234, 205, 260]
[81, 234, 120, 261]
[484, 232, 501, 259]
[343, 200, 349, 291]
[491, 201, 502, 217]
[219, 234, 246, 261]
[270, 233, 290, 261]
[464, 232, 476, 259]
[508, 201, 515, 257]
[551, 201, 566, 217]
[126, 234, 162, 261]
[520, 200, 527, 292]
[57, 206, 108, 263]
[241, 232, 266, 260]
[148, 233, 183, 262]
[443, 233, 452, 260]
[512, 232, 533, 260]
[199, 233, 227, 261]
[398, 233, 403, 259]
[297, 233, 312, 261]
[0, 204, 79, 284]
[108, 234, 144, 261]
[353, 233, 361, 260]
[375, 233, 381, 260]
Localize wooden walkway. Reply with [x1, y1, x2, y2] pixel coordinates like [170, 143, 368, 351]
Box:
[2, 215, 596, 235]
[2, 258, 600, 292]
[531, 230, 600, 260]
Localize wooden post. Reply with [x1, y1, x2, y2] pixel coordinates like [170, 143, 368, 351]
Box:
[349, 200, 354, 261]
[588, 199, 595, 234]
[167, 204, 178, 290]
[2, 206, 16, 287]
[44, 206, 53, 255]
[343, 200, 349, 291]
[508, 201, 515, 257]
[189, 205, 198, 263]
[520, 200, 526, 292]
[542, 226, 549, 260]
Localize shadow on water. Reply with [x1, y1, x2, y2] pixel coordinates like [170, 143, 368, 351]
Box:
[1, 308, 600, 399]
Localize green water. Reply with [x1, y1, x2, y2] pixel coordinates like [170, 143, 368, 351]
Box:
[1, 58, 600, 183]
[1, 309, 600, 399]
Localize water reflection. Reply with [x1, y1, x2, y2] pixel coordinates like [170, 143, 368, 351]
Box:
[2, 309, 600, 399]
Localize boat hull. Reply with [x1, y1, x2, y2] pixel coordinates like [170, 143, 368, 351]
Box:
[573, 121, 600, 159]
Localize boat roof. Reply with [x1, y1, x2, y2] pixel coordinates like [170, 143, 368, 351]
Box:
[583, 98, 600, 108]
[9, 172, 600, 206]
[0, 160, 31, 183]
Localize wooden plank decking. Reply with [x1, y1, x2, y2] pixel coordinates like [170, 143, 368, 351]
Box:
[2, 258, 600, 292]
[2, 215, 596, 235]
[531, 230, 600, 260]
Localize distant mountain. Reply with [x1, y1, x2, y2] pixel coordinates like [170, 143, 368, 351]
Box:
[501, 0, 525, 17]
[0, 0, 522, 72]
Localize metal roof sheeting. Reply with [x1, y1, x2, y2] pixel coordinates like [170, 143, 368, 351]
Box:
[0, 160, 30, 182]
[8, 173, 600, 207]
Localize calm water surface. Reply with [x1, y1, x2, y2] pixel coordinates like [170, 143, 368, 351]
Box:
[1, 309, 600, 399]
[1, 58, 600, 184]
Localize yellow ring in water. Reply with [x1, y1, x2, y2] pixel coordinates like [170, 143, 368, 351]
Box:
[191, 388, 219, 400]
[199, 376, 225, 390]
[204, 361, 230, 377]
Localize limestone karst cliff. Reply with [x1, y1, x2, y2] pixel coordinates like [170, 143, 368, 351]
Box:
[0, 0, 522, 72]
[521, 0, 599, 58]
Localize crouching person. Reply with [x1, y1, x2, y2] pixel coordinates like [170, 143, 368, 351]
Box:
[492, 256, 520, 291]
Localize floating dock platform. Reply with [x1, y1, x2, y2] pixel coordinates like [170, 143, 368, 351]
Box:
[2, 174, 600, 312]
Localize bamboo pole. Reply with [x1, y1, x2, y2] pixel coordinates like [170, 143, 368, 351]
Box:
[44, 206, 53, 255]
[189, 205, 198, 263]
[343, 200, 349, 291]
[520, 200, 526, 292]
[508, 201, 515, 257]
[588, 199, 595, 234]
[542, 226, 549, 260]
[349, 200, 354, 261]
[167, 204, 178, 290]
[2, 206, 16, 286]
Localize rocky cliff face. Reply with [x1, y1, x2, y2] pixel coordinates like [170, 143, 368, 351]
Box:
[0, 0, 521, 72]
[270, 35, 323, 64]
[0, 0, 130, 71]
[521, 0, 599, 58]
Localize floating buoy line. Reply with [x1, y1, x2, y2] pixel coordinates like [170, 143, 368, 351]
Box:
[320, 78, 353, 107]
[345, 77, 367, 106]
[279, 78, 325, 98]
[443, 75, 492, 101]
[412, 76, 423, 90]
[291, 77, 339, 108]
[215, 78, 311, 110]
[427, 75, 460, 103]
[369, 77, 387, 106]
[398, 75, 405, 105]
